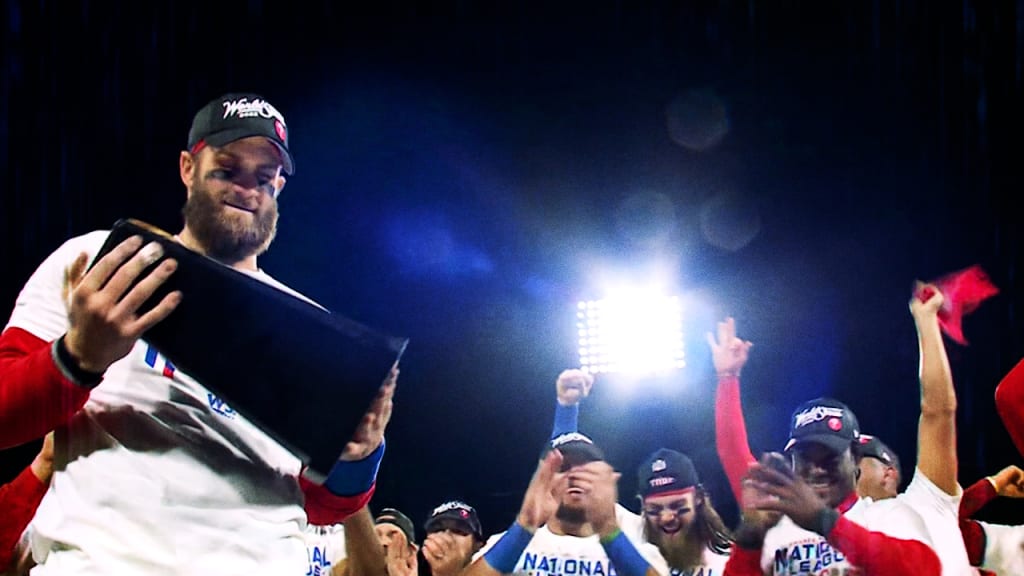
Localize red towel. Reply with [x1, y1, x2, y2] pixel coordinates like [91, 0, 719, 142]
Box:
[916, 265, 999, 345]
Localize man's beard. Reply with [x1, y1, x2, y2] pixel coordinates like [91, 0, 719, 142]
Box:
[645, 520, 703, 572]
[183, 177, 278, 263]
[554, 504, 587, 525]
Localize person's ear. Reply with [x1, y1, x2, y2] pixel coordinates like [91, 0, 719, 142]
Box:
[179, 151, 197, 192]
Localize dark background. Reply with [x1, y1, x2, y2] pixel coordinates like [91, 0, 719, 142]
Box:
[3, 0, 1023, 533]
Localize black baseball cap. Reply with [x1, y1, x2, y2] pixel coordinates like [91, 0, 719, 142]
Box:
[637, 448, 700, 499]
[424, 500, 484, 542]
[544, 432, 606, 470]
[375, 508, 416, 546]
[855, 434, 901, 476]
[187, 93, 295, 175]
[784, 397, 860, 454]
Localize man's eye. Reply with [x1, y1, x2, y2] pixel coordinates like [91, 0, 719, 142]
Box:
[258, 181, 277, 196]
[210, 169, 233, 180]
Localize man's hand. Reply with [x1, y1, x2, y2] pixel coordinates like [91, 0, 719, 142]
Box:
[910, 281, 945, 320]
[30, 431, 55, 484]
[384, 534, 417, 576]
[745, 452, 830, 532]
[556, 369, 594, 407]
[517, 450, 565, 531]
[340, 365, 398, 461]
[706, 317, 752, 378]
[573, 460, 621, 538]
[991, 465, 1024, 498]
[422, 532, 468, 576]
[64, 237, 182, 373]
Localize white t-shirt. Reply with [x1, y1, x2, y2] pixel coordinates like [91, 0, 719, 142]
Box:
[758, 496, 933, 575]
[303, 523, 347, 576]
[475, 506, 670, 576]
[7, 231, 316, 575]
[977, 521, 1024, 576]
[617, 506, 728, 576]
[896, 469, 978, 576]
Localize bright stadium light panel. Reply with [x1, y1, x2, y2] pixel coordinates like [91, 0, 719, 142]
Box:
[576, 293, 685, 375]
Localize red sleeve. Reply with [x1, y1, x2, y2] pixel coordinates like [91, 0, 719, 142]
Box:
[722, 545, 763, 576]
[0, 327, 91, 449]
[959, 518, 986, 567]
[299, 476, 376, 526]
[827, 515, 942, 576]
[995, 357, 1024, 458]
[0, 465, 48, 569]
[715, 375, 758, 503]
[960, 478, 998, 519]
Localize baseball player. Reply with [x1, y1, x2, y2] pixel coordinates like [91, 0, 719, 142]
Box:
[0, 93, 396, 574]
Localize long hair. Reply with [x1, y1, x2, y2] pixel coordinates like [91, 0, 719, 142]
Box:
[694, 486, 733, 554]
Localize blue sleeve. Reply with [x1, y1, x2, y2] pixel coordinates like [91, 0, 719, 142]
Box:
[323, 439, 385, 496]
[551, 402, 579, 439]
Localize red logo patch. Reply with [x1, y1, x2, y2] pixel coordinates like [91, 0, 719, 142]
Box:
[274, 119, 287, 142]
[827, 417, 842, 431]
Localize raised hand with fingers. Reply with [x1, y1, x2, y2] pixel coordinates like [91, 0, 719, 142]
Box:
[341, 365, 398, 461]
[706, 317, 752, 379]
[383, 534, 417, 576]
[745, 452, 832, 534]
[517, 450, 565, 531]
[63, 236, 182, 373]
[574, 460, 621, 537]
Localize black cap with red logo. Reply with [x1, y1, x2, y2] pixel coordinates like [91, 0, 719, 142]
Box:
[187, 93, 295, 175]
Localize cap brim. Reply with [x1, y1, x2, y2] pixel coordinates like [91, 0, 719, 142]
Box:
[784, 434, 851, 454]
[424, 516, 483, 541]
[203, 129, 295, 175]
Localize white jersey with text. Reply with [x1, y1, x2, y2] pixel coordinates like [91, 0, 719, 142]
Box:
[758, 496, 933, 575]
[617, 506, 727, 576]
[7, 231, 315, 575]
[303, 523, 347, 576]
[475, 506, 669, 576]
[896, 469, 978, 576]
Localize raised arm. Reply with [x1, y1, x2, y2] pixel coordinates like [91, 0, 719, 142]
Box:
[708, 317, 756, 503]
[910, 283, 959, 495]
[551, 369, 593, 439]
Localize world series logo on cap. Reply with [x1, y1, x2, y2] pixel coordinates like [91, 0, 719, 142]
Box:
[794, 406, 844, 428]
[651, 459, 667, 472]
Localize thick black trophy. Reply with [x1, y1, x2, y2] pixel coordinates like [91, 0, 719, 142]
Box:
[89, 219, 409, 482]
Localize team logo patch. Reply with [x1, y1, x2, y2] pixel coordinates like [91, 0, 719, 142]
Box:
[651, 458, 667, 472]
[551, 432, 592, 448]
[827, 417, 842, 431]
[275, 119, 287, 142]
[794, 405, 844, 428]
[432, 500, 472, 516]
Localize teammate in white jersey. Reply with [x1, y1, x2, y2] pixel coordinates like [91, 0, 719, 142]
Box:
[726, 398, 941, 575]
[548, 368, 730, 576]
[0, 93, 396, 575]
[466, 433, 669, 576]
